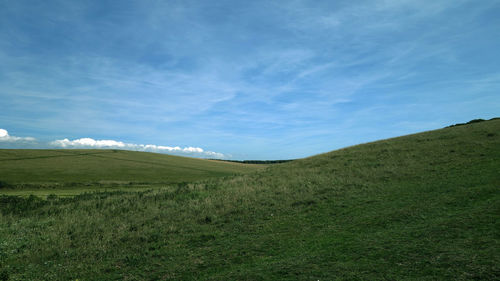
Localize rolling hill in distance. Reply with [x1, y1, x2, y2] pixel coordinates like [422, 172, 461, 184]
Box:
[0, 149, 264, 196]
[0, 119, 499, 280]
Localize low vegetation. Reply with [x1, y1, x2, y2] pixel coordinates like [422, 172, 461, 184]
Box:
[0, 119, 499, 280]
[212, 159, 295, 164]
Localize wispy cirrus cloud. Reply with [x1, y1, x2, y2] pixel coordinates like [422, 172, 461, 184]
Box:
[1, 0, 499, 159]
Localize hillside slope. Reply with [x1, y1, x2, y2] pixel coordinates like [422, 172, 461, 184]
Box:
[0, 149, 263, 187]
[0, 119, 499, 280]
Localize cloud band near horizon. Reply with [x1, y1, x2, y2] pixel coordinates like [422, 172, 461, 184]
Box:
[0, 128, 226, 158]
[0, 128, 37, 143]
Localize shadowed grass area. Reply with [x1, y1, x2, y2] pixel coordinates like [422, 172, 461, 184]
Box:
[0, 119, 498, 280]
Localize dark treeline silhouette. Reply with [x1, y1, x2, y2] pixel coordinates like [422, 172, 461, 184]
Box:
[211, 159, 295, 164]
[446, 117, 499, 128]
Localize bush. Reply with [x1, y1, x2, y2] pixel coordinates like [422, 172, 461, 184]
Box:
[446, 119, 486, 128]
[0, 269, 9, 281]
[466, 119, 486, 124]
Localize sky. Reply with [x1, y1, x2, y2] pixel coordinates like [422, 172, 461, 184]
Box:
[1, 0, 499, 160]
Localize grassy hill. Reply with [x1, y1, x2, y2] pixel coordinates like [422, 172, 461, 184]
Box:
[0, 119, 499, 280]
[0, 149, 263, 196]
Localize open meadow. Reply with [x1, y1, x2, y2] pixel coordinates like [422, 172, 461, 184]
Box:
[0, 149, 264, 197]
[0, 119, 499, 280]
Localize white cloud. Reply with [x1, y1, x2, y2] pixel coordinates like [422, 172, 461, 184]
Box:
[51, 138, 126, 148]
[0, 128, 36, 142]
[49, 137, 225, 158]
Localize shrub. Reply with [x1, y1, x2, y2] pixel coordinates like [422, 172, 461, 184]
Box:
[0, 181, 8, 189]
[0, 269, 9, 281]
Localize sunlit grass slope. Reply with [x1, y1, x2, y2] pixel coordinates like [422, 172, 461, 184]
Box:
[0, 119, 499, 280]
[0, 149, 262, 187]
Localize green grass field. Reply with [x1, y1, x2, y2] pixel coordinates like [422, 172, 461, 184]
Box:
[0, 149, 263, 197]
[0, 119, 499, 280]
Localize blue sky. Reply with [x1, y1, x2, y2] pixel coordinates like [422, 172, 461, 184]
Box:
[1, 0, 499, 159]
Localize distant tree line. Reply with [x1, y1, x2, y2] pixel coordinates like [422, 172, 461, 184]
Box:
[446, 117, 499, 128]
[211, 159, 295, 164]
